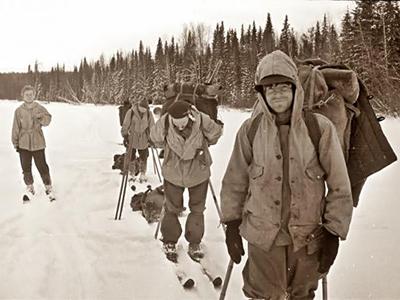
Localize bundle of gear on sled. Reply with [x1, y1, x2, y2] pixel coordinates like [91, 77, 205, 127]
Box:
[130, 185, 164, 223]
[253, 58, 397, 206]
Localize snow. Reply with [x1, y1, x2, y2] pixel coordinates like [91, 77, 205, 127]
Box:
[0, 100, 399, 300]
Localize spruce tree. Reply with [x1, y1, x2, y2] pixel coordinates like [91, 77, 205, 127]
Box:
[279, 15, 291, 55]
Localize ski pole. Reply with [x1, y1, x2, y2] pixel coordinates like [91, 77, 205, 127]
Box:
[115, 173, 127, 220]
[150, 147, 157, 175]
[208, 181, 222, 217]
[118, 172, 129, 220]
[219, 260, 234, 300]
[154, 187, 167, 240]
[208, 180, 236, 300]
[153, 147, 163, 168]
[322, 275, 328, 300]
[115, 139, 133, 220]
[150, 146, 162, 183]
[154, 204, 165, 240]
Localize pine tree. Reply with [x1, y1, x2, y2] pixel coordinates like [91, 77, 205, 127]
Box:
[263, 13, 275, 54]
[289, 29, 298, 58]
[314, 21, 322, 58]
[279, 15, 291, 55]
[329, 25, 340, 62]
[320, 14, 330, 61]
[339, 9, 355, 67]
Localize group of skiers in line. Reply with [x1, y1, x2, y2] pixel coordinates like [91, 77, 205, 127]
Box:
[12, 50, 354, 299]
[117, 50, 354, 300]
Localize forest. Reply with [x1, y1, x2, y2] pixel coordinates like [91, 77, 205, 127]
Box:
[0, 1, 399, 115]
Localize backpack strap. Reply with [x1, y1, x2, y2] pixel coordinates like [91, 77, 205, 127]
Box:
[164, 114, 170, 140]
[247, 111, 322, 157]
[303, 110, 322, 157]
[247, 113, 263, 147]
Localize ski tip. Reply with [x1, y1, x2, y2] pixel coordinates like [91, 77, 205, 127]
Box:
[213, 277, 223, 288]
[190, 256, 201, 263]
[188, 253, 203, 263]
[183, 279, 195, 289]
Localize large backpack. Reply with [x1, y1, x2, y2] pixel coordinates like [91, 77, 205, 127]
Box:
[161, 82, 221, 121]
[249, 62, 397, 207]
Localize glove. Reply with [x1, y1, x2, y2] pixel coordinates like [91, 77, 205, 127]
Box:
[225, 219, 245, 264]
[318, 229, 339, 273]
[15, 146, 20, 153]
[123, 136, 129, 147]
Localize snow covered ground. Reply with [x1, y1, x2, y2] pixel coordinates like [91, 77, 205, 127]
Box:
[0, 100, 399, 300]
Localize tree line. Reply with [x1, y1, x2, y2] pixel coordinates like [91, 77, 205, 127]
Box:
[0, 0, 399, 115]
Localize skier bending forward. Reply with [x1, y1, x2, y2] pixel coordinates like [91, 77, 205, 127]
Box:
[150, 101, 223, 261]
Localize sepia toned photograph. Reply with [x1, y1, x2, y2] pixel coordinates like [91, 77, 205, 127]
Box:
[0, 0, 399, 299]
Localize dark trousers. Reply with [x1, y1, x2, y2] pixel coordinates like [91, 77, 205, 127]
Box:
[161, 179, 208, 244]
[243, 243, 321, 300]
[129, 148, 149, 173]
[19, 149, 51, 186]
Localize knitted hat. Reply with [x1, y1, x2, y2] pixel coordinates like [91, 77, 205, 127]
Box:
[167, 101, 191, 119]
[255, 74, 295, 93]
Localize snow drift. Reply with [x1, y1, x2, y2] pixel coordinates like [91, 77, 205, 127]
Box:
[0, 100, 399, 299]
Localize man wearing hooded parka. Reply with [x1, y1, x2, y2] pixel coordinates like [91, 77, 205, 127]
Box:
[220, 50, 353, 299]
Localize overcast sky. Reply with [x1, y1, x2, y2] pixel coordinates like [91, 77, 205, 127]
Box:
[0, 0, 355, 73]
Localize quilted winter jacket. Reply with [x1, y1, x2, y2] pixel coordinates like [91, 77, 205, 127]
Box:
[220, 50, 353, 252]
[150, 110, 223, 188]
[12, 102, 52, 151]
[121, 106, 155, 150]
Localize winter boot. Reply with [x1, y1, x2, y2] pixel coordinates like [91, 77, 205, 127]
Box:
[139, 172, 148, 183]
[45, 185, 56, 201]
[188, 243, 204, 262]
[163, 242, 178, 263]
[158, 149, 164, 159]
[23, 184, 35, 202]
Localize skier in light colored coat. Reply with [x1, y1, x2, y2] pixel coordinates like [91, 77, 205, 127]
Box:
[220, 50, 353, 299]
[12, 85, 55, 201]
[121, 98, 155, 182]
[150, 100, 223, 260]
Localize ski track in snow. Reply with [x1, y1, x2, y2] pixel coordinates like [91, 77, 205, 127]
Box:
[0, 100, 399, 300]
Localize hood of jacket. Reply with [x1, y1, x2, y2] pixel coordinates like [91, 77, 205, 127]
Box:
[254, 50, 305, 125]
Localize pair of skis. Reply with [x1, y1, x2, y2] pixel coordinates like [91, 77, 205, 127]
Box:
[23, 192, 56, 203]
[165, 247, 222, 289]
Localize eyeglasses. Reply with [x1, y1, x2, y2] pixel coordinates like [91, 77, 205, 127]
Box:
[263, 83, 292, 94]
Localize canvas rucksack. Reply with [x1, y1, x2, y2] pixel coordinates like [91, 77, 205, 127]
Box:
[162, 82, 221, 121]
[249, 61, 397, 207]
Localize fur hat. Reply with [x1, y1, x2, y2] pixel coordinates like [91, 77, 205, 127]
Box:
[167, 101, 191, 119]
